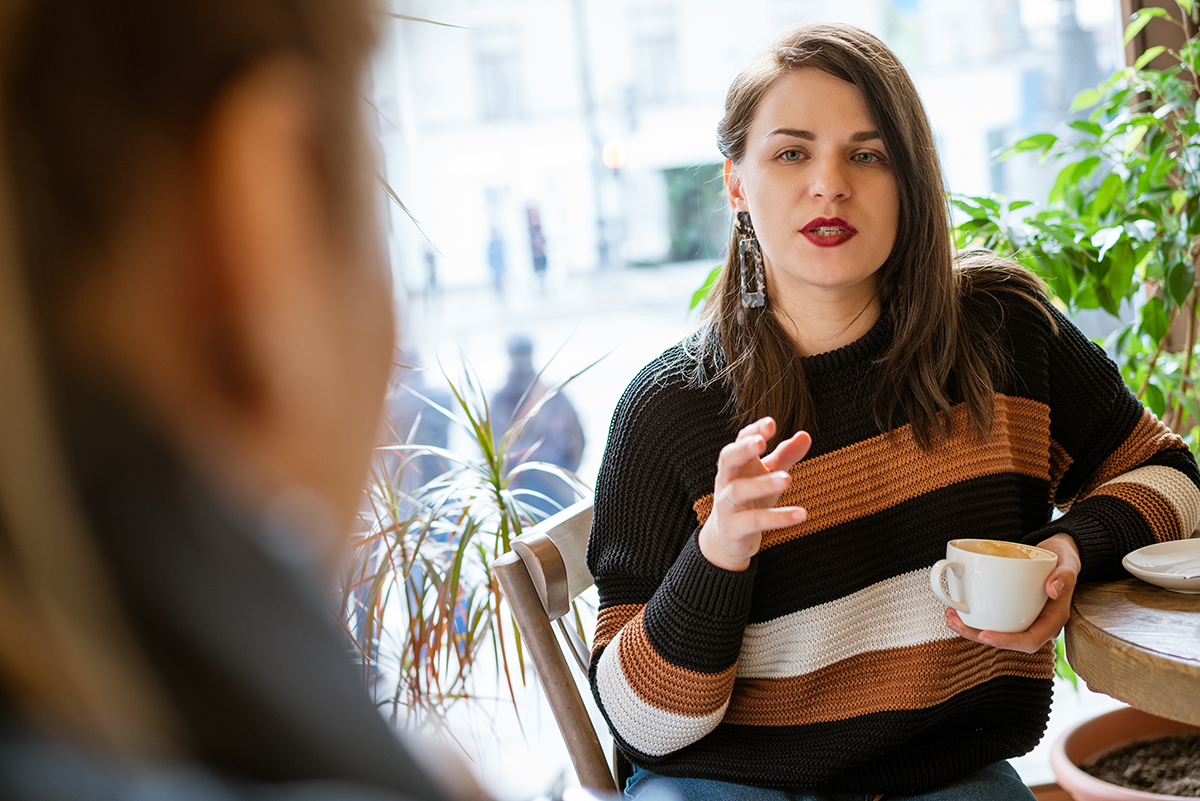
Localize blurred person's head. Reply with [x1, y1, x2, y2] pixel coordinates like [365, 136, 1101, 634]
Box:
[0, 0, 388, 757]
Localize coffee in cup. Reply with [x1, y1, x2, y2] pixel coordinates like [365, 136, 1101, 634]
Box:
[929, 538, 1058, 633]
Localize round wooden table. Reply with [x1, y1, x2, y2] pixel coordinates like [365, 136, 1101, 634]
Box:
[1065, 578, 1200, 725]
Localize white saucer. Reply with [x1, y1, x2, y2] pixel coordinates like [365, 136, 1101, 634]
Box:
[1122, 539, 1200, 594]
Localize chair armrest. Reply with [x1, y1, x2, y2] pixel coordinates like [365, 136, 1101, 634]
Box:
[510, 499, 594, 621]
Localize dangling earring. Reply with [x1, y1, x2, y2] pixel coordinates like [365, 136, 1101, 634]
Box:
[736, 210, 766, 308]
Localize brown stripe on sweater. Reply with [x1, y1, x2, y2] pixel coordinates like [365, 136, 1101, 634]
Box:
[1049, 438, 1073, 509]
[1090, 481, 1182, 542]
[695, 395, 1052, 550]
[593, 603, 643, 654]
[616, 610, 738, 717]
[1081, 409, 1185, 497]
[722, 638, 1054, 727]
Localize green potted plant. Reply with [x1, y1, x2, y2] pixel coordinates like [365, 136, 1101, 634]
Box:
[957, 7, 1200, 795]
[334, 358, 592, 729]
[953, 1, 1199, 452]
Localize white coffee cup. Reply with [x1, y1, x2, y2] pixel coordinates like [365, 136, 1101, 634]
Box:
[929, 539, 1058, 633]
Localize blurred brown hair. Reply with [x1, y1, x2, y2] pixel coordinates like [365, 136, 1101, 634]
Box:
[695, 23, 1048, 448]
[0, 0, 373, 754]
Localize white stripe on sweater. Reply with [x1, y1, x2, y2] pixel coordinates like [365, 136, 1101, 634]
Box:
[595, 625, 729, 756]
[737, 568, 954, 679]
[1100, 464, 1200, 536]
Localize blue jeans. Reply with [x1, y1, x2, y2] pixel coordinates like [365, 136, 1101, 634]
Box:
[624, 760, 1035, 801]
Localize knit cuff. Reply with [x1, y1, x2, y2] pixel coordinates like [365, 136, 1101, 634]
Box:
[1024, 511, 1117, 583]
[666, 528, 757, 613]
[642, 528, 757, 672]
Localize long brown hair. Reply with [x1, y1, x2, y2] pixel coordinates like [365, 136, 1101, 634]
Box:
[0, 0, 373, 754]
[694, 23, 1051, 448]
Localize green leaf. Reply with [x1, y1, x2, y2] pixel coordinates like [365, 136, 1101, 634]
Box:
[1070, 88, 1103, 112]
[1103, 239, 1139, 303]
[1140, 295, 1170, 341]
[957, 218, 997, 236]
[1124, 7, 1172, 46]
[1123, 124, 1150, 157]
[690, 264, 722, 311]
[1048, 165, 1076, 205]
[1144, 382, 1167, 418]
[1090, 173, 1123, 218]
[1134, 45, 1167, 70]
[1049, 157, 1100, 204]
[1068, 119, 1104, 138]
[1075, 280, 1101, 310]
[1008, 200, 1034, 211]
[1132, 247, 1155, 282]
[1006, 133, 1058, 157]
[1166, 260, 1195, 307]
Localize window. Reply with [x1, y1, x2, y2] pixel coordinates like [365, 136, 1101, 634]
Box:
[477, 30, 522, 121]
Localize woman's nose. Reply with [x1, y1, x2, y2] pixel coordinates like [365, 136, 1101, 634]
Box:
[810, 159, 850, 201]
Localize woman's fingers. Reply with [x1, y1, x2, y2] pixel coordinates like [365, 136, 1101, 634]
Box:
[735, 416, 777, 444]
[762, 430, 813, 473]
[738, 505, 808, 531]
[701, 418, 811, 572]
[945, 571, 1076, 655]
[720, 471, 791, 509]
[719, 424, 810, 484]
[947, 594, 1068, 655]
[716, 434, 769, 485]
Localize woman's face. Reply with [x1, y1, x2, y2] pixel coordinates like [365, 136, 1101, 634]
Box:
[726, 68, 900, 306]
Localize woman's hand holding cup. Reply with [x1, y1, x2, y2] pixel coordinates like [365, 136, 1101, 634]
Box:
[943, 533, 1081, 654]
[698, 417, 812, 572]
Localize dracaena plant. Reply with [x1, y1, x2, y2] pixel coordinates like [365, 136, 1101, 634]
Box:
[952, 2, 1199, 450]
[334, 358, 591, 728]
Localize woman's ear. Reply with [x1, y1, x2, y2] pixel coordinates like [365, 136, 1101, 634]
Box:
[724, 159, 746, 212]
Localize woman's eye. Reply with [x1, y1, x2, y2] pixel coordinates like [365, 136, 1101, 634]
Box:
[779, 150, 802, 162]
[853, 152, 883, 164]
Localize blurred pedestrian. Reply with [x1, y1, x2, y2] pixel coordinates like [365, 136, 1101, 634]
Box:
[487, 229, 505, 296]
[527, 207, 547, 293]
[490, 335, 584, 518]
[423, 245, 439, 300]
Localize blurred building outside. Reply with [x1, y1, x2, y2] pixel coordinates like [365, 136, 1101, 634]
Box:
[365, 0, 1131, 796]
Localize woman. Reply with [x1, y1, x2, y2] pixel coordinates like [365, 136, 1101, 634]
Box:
[0, 1, 476, 798]
[587, 23, 1200, 801]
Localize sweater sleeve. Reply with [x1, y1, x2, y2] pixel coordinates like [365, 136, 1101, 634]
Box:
[1022, 303, 1200, 580]
[586, 355, 754, 760]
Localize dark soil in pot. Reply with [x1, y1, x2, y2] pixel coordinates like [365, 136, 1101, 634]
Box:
[1082, 734, 1200, 797]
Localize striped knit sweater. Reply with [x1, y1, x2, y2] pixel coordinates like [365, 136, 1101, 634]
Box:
[586, 291, 1200, 794]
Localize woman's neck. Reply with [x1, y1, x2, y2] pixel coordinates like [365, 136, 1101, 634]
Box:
[770, 282, 882, 358]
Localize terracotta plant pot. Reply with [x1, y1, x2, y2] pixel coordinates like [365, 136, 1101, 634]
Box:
[1050, 706, 1200, 800]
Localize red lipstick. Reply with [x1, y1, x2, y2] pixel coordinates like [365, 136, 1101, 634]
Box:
[801, 217, 857, 247]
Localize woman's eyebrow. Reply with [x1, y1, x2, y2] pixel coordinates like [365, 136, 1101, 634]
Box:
[766, 127, 882, 143]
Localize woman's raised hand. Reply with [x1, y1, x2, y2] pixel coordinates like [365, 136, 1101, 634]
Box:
[698, 417, 812, 572]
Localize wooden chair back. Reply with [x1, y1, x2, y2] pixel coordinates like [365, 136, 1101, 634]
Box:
[491, 499, 623, 793]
